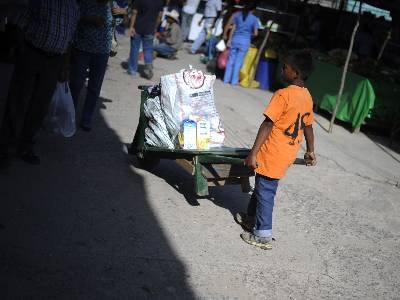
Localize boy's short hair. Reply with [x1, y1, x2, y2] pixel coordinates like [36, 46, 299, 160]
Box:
[285, 50, 314, 81]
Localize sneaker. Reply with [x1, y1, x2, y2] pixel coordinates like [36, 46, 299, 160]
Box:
[234, 212, 254, 232]
[142, 66, 153, 80]
[240, 232, 272, 250]
[19, 150, 40, 165]
[80, 122, 92, 132]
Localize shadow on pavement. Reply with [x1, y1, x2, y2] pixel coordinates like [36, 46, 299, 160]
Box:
[142, 159, 250, 217]
[0, 98, 196, 299]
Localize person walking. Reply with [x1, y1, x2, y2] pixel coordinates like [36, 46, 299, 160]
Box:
[239, 50, 316, 250]
[153, 10, 182, 59]
[190, 0, 222, 54]
[181, 0, 200, 41]
[223, 2, 259, 85]
[127, 0, 165, 79]
[69, 0, 113, 132]
[0, 0, 79, 167]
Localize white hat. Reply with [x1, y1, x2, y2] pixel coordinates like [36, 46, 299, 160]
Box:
[165, 10, 180, 22]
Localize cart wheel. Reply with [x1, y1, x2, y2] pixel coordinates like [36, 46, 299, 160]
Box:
[136, 154, 160, 170]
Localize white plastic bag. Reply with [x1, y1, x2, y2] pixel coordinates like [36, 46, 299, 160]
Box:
[161, 68, 225, 148]
[46, 82, 76, 137]
[215, 39, 226, 52]
[143, 93, 175, 149]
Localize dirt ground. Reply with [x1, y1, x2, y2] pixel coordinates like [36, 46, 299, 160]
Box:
[1, 36, 399, 299]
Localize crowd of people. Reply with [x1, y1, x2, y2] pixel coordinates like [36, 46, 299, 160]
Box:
[0, 0, 258, 168]
[0, 0, 319, 251]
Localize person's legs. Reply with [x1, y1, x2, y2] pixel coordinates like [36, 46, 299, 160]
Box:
[153, 43, 176, 57]
[19, 52, 64, 157]
[69, 48, 91, 108]
[142, 34, 154, 79]
[223, 47, 238, 84]
[207, 36, 219, 60]
[128, 34, 142, 75]
[81, 52, 109, 128]
[0, 44, 38, 157]
[142, 34, 154, 65]
[240, 174, 278, 250]
[181, 12, 193, 41]
[191, 28, 207, 54]
[253, 174, 279, 238]
[231, 46, 249, 85]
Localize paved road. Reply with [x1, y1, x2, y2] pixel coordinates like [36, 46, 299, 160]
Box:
[1, 36, 399, 299]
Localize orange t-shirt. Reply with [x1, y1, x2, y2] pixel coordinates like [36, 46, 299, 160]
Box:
[256, 85, 314, 179]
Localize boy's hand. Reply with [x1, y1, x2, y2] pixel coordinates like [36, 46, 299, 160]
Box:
[304, 152, 317, 166]
[112, 7, 127, 16]
[244, 153, 258, 170]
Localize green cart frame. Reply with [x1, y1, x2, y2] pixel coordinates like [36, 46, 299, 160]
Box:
[129, 86, 304, 196]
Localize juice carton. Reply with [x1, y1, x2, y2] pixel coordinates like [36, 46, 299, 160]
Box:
[196, 120, 211, 150]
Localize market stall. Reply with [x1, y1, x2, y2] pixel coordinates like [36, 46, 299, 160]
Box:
[305, 59, 400, 131]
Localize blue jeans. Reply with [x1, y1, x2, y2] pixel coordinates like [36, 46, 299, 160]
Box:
[223, 41, 249, 85]
[69, 48, 109, 126]
[128, 34, 154, 75]
[153, 43, 176, 57]
[247, 174, 279, 238]
[191, 18, 214, 54]
[207, 36, 219, 60]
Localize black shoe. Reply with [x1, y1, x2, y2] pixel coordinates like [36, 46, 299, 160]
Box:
[0, 153, 11, 169]
[19, 150, 40, 165]
[142, 66, 153, 80]
[80, 123, 92, 132]
[121, 61, 129, 70]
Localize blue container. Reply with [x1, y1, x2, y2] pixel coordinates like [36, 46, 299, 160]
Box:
[255, 59, 277, 90]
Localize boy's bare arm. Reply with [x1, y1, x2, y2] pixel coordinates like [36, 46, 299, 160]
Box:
[304, 125, 317, 166]
[244, 117, 273, 170]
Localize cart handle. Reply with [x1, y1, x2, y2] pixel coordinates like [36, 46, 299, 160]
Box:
[197, 155, 306, 166]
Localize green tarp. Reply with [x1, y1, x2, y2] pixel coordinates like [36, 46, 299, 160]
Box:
[304, 60, 400, 130]
[276, 59, 400, 130]
[318, 79, 375, 130]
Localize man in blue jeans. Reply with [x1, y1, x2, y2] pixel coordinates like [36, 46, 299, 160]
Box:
[128, 0, 165, 79]
[70, 0, 113, 132]
[190, 0, 222, 54]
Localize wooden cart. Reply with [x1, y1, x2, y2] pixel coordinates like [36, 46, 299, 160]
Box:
[129, 86, 304, 196]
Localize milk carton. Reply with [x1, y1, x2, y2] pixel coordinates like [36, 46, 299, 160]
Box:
[196, 120, 211, 150]
[182, 119, 197, 150]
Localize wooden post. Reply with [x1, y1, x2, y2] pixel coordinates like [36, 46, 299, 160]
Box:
[248, 27, 273, 88]
[328, 1, 363, 133]
[376, 30, 391, 62]
[248, 0, 281, 87]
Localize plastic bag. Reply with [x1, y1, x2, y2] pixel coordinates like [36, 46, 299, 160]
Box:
[46, 82, 76, 137]
[215, 39, 226, 52]
[217, 48, 229, 70]
[143, 92, 175, 149]
[161, 68, 225, 148]
[239, 47, 260, 88]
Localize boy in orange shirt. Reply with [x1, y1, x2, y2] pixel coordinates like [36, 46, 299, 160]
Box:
[239, 50, 317, 250]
